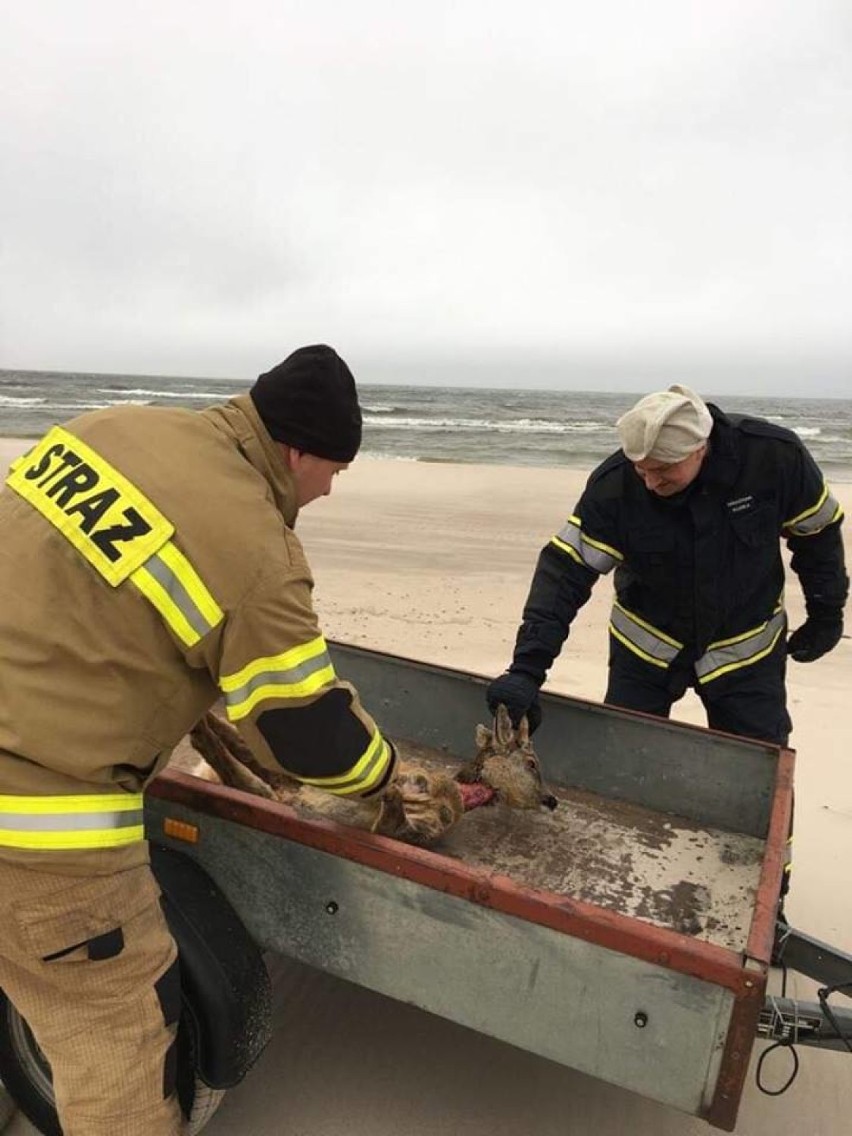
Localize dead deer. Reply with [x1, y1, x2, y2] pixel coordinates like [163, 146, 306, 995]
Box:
[185, 702, 556, 847]
[457, 703, 558, 811]
[186, 710, 464, 846]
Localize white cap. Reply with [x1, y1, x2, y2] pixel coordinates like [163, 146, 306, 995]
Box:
[616, 384, 712, 463]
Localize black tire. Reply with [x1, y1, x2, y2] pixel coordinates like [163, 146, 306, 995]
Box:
[0, 989, 224, 1135]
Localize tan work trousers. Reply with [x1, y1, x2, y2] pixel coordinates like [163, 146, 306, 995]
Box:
[0, 857, 184, 1135]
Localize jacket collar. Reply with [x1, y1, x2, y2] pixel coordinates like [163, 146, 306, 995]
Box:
[699, 404, 741, 491]
[201, 394, 299, 527]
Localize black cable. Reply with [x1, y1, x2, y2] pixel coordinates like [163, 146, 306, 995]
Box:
[756, 1042, 800, 1096]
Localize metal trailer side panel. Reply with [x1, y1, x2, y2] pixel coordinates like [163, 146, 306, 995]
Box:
[150, 805, 736, 1119]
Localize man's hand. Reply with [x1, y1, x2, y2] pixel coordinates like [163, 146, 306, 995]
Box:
[372, 767, 464, 846]
[485, 671, 542, 733]
[787, 609, 844, 662]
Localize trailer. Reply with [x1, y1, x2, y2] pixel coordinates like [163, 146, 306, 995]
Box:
[146, 641, 852, 1131]
[2, 642, 849, 1133]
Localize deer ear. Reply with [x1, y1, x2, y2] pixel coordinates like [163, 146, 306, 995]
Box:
[495, 703, 513, 746]
[516, 715, 530, 747]
[475, 723, 492, 750]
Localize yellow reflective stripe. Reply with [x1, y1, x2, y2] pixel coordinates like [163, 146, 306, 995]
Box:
[0, 793, 145, 850]
[5, 426, 173, 586]
[296, 731, 393, 797]
[612, 601, 683, 647]
[131, 562, 200, 646]
[550, 535, 584, 564]
[224, 666, 335, 721]
[783, 484, 844, 536]
[571, 517, 623, 563]
[221, 636, 330, 691]
[696, 610, 786, 684]
[551, 515, 622, 574]
[0, 827, 145, 851]
[157, 542, 224, 628]
[130, 542, 224, 648]
[609, 624, 670, 668]
[0, 793, 142, 813]
[221, 636, 336, 721]
[696, 626, 784, 684]
[608, 602, 683, 669]
[784, 484, 828, 528]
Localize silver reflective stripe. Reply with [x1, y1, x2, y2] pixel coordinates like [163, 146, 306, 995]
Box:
[0, 808, 144, 832]
[784, 486, 843, 537]
[144, 550, 218, 639]
[222, 646, 334, 715]
[551, 516, 622, 574]
[609, 602, 683, 667]
[695, 610, 787, 684]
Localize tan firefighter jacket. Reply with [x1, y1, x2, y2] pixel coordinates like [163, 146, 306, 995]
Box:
[0, 394, 395, 869]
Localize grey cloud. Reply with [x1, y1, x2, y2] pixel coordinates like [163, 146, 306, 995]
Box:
[1, 1, 850, 392]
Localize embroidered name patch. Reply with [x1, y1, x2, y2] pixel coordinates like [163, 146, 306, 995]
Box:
[726, 495, 755, 515]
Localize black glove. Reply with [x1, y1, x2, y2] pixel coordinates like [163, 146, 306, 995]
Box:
[485, 671, 542, 733]
[787, 607, 844, 663]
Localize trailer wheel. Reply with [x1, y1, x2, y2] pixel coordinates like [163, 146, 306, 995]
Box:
[0, 990, 224, 1135]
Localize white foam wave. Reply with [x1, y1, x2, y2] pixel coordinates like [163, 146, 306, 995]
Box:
[362, 404, 399, 414]
[362, 415, 607, 434]
[359, 450, 418, 461]
[792, 426, 821, 438]
[96, 387, 232, 400]
[0, 395, 47, 406]
[18, 400, 151, 412]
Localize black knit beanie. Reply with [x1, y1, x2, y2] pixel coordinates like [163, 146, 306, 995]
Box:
[249, 345, 362, 462]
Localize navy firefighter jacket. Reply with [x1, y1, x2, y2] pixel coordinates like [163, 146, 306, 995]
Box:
[510, 406, 848, 686]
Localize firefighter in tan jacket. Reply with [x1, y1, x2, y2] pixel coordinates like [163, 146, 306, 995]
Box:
[0, 345, 457, 1135]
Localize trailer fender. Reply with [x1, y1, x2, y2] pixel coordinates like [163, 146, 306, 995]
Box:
[150, 843, 272, 1089]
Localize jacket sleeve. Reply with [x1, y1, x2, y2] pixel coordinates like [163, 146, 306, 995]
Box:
[208, 534, 396, 800]
[781, 443, 848, 613]
[510, 485, 624, 683]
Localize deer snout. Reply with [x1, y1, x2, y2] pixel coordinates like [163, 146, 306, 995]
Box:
[541, 793, 558, 811]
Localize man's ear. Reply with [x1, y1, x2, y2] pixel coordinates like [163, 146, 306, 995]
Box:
[280, 444, 301, 472]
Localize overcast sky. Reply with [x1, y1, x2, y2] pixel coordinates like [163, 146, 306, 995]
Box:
[1, 1, 850, 394]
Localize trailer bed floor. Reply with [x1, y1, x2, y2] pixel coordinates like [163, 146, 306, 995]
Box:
[291, 739, 761, 952]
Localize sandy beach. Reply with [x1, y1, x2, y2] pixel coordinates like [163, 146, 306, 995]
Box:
[1, 437, 850, 1135]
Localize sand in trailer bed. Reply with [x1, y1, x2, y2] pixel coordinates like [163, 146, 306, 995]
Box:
[168, 733, 764, 954]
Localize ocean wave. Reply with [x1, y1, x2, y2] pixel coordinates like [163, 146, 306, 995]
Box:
[96, 387, 233, 400]
[0, 395, 47, 406]
[767, 416, 823, 438]
[363, 415, 610, 434]
[54, 400, 151, 410]
[361, 404, 400, 414]
[359, 450, 418, 461]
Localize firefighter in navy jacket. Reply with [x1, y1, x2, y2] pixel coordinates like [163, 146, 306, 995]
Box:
[487, 385, 847, 747]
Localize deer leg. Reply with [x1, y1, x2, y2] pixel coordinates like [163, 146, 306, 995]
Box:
[188, 713, 278, 800]
[202, 711, 300, 797]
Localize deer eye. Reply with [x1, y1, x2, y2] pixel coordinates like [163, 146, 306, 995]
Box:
[525, 757, 538, 771]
